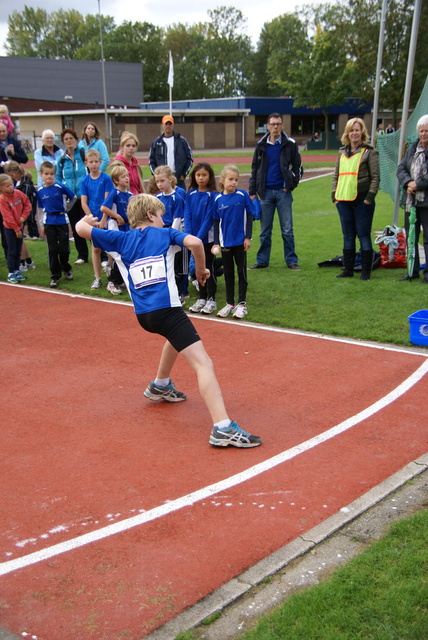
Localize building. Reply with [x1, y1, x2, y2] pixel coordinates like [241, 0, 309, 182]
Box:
[1, 57, 372, 151]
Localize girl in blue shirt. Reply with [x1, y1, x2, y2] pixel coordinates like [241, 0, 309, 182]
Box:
[75, 194, 262, 449]
[185, 162, 218, 315]
[212, 165, 255, 320]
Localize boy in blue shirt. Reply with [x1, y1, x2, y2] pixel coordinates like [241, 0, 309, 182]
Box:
[76, 194, 262, 448]
[80, 149, 114, 290]
[37, 161, 76, 288]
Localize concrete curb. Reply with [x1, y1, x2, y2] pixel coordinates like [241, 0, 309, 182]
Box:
[144, 453, 428, 640]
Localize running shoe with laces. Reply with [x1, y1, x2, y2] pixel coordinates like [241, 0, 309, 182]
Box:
[233, 302, 248, 319]
[209, 421, 262, 448]
[91, 278, 102, 289]
[217, 303, 235, 318]
[201, 298, 217, 314]
[7, 273, 19, 284]
[19, 263, 28, 272]
[144, 381, 187, 403]
[65, 271, 74, 281]
[189, 299, 207, 313]
[107, 281, 122, 295]
[49, 279, 59, 288]
[14, 271, 27, 281]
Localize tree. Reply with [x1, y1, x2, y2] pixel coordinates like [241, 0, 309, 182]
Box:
[204, 6, 253, 97]
[5, 6, 49, 57]
[288, 23, 355, 148]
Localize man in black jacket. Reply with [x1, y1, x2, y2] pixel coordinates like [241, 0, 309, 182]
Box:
[0, 122, 28, 171]
[248, 113, 302, 270]
[149, 115, 193, 189]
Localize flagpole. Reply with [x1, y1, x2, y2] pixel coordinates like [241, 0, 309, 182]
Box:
[168, 50, 174, 116]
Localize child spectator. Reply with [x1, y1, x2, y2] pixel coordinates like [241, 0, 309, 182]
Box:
[76, 194, 262, 448]
[112, 131, 144, 195]
[80, 149, 114, 290]
[0, 174, 31, 284]
[37, 161, 75, 288]
[100, 164, 132, 295]
[5, 161, 39, 239]
[185, 162, 218, 315]
[212, 165, 254, 319]
[154, 165, 187, 301]
[0, 105, 14, 135]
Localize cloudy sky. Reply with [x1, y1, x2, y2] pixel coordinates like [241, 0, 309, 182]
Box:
[0, 0, 325, 55]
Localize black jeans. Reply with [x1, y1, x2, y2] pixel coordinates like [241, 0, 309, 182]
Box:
[68, 198, 89, 261]
[44, 224, 71, 279]
[222, 245, 248, 305]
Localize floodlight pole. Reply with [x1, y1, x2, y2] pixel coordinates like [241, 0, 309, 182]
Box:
[393, 0, 422, 226]
[98, 0, 110, 152]
[371, 0, 388, 144]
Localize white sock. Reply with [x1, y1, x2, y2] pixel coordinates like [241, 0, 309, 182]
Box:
[155, 378, 170, 387]
[214, 419, 231, 430]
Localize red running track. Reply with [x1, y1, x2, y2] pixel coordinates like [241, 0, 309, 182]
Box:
[1, 284, 427, 639]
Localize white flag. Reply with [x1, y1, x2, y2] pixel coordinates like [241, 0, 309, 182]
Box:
[168, 51, 174, 88]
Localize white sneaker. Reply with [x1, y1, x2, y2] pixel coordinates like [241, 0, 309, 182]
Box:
[190, 277, 200, 292]
[91, 278, 102, 289]
[217, 303, 235, 318]
[19, 264, 28, 272]
[107, 281, 122, 295]
[201, 298, 217, 314]
[189, 299, 207, 313]
[27, 261, 36, 269]
[233, 302, 248, 319]
[74, 258, 86, 265]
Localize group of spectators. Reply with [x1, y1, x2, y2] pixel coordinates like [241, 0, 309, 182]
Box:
[1, 108, 428, 290]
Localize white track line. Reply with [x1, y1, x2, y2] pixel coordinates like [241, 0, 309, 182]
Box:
[1, 357, 427, 578]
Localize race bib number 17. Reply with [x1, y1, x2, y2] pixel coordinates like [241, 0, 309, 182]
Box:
[129, 255, 166, 289]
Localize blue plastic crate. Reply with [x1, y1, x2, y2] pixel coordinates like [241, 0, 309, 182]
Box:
[408, 310, 428, 346]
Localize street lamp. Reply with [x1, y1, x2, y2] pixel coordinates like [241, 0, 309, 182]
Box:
[98, 0, 110, 152]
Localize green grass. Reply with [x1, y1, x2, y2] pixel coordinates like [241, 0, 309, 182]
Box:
[237, 507, 428, 640]
[6, 175, 424, 347]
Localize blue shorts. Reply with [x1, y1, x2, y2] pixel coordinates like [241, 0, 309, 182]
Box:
[136, 307, 201, 352]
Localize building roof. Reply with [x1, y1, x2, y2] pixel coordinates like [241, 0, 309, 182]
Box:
[0, 57, 142, 107]
[140, 96, 372, 116]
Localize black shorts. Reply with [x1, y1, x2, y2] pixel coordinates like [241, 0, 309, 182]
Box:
[136, 307, 201, 352]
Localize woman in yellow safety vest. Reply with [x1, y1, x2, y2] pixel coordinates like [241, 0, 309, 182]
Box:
[332, 118, 380, 280]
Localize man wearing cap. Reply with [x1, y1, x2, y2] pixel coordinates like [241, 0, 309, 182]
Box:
[149, 115, 193, 189]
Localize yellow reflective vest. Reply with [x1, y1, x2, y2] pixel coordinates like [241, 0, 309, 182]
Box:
[335, 150, 363, 201]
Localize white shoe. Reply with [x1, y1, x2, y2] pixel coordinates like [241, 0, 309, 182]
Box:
[201, 298, 217, 314]
[74, 258, 86, 265]
[233, 302, 248, 319]
[107, 281, 122, 295]
[189, 299, 207, 313]
[91, 278, 102, 289]
[191, 278, 200, 292]
[217, 303, 235, 318]
[27, 261, 36, 269]
[19, 264, 28, 272]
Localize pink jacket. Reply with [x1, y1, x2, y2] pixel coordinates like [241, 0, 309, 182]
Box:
[0, 189, 31, 232]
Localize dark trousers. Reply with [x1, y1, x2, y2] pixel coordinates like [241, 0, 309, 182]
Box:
[26, 208, 40, 238]
[45, 224, 71, 279]
[404, 206, 428, 274]
[68, 198, 89, 261]
[336, 200, 375, 251]
[4, 227, 23, 273]
[222, 244, 248, 305]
